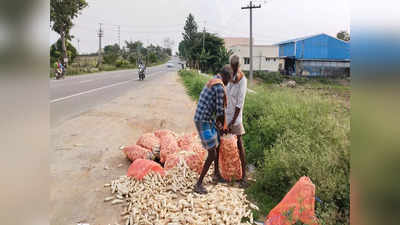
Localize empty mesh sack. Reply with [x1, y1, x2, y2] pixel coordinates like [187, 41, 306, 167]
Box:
[177, 132, 198, 150]
[218, 134, 242, 182]
[136, 133, 160, 158]
[127, 159, 165, 180]
[121, 144, 155, 162]
[164, 150, 205, 174]
[159, 133, 180, 163]
[154, 129, 177, 139]
[264, 176, 319, 225]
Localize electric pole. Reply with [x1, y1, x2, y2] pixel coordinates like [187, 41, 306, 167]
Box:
[77, 38, 80, 55]
[117, 25, 121, 48]
[242, 1, 261, 85]
[202, 21, 206, 53]
[97, 23, 104, 67]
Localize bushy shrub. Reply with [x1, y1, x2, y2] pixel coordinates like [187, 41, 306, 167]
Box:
[179, 70, 350, 224]
[244, 88, 349, 225]
[179, 70, 208, 100]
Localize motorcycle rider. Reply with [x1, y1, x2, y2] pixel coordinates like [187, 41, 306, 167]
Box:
[138, 59, 145, 80]
[55, 60, 65, 79]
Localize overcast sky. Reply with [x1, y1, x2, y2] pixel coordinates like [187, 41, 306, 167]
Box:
[50, 0, 350, 54]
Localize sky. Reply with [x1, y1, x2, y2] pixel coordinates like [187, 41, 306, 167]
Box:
[49, 0, 350, 54]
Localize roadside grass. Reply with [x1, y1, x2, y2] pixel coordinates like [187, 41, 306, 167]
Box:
[178, 69, 350, 225]
[50, 57, 170, 78]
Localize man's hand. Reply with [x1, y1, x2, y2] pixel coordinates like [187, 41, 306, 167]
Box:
[228, 121, 234, 133]
[216, 120, 223, 131]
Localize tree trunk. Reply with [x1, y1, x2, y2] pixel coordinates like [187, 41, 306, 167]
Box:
[60, 31, 68, 67]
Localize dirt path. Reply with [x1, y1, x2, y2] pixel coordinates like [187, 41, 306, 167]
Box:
[50, 72, 198, 225]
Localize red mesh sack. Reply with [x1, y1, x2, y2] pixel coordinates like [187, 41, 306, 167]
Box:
[127, 159, 165, 180]
[121, 144, 154, 162]
[218, 134, 242, 182]
[154, 129, 177, 139]
[177, 132, 198, 150]
[159, 133, 180, 163]
[164, 150, 205, 174]
[264, 176, 319, 225]
[136, 133, 160, 158]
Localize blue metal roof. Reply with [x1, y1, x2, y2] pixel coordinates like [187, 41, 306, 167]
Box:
[278, 33, 350, 60]
[277, 33, 349, 45]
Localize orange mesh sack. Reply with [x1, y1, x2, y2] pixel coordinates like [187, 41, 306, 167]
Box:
[127, 159, 165, 180]
[164, 150, 205, 174]
[121, 144, 155, 162]
[136, 133, 160, 158]
[154, 129, 177, 139]
[218, 134, 242, 182]
[191, 143, 208, 162]
[176, 132, 197, 150]
[264, 176, 319, 225]
[159, 133, 180, 163]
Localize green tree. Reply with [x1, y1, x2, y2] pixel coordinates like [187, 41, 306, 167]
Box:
[183, 14, 198, 42]
[181, 13, 198, 67]
[50, 0, 88, 67]
[50, 39, 78, 65]
[103, 44, 121, 65]
[188, 32, 229, 73]
[337, 30, 350, 41]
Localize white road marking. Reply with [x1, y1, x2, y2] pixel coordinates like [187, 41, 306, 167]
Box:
[79, 79, 94, 84]
[50, 80, 131, 103]
[50, 70, 165, 104]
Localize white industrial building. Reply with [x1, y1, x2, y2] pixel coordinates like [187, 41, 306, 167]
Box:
[228, 44, 283, 72]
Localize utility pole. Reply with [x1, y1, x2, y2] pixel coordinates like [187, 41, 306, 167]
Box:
[77, 38, 80, 54]
[97, 23, 104, 67]
[117, 25, 121, 48]
[202, 21, 206, 52]
[242, 1, 261, 85]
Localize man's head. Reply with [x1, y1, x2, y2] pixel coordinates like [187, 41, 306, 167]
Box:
[219, 64, 233, 85]
[230, 55, 240, 77]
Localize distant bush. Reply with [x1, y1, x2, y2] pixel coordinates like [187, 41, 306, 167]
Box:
[243, 70, 348, 86]
[100, 64, 117, 71]
[115, 58, 130, 67]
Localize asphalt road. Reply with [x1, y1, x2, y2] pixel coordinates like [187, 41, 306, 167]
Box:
[50, 57, 181, 128]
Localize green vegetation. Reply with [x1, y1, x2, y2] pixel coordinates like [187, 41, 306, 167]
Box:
[50, 0, 88, 66]
[178, 13, 233, 74]
[178, 70, 350, 225]
[179, 70, 209, 100]
[50, 40, 171, 77]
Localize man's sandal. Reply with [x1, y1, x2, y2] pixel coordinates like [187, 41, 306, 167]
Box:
[193, 184, 208, 194]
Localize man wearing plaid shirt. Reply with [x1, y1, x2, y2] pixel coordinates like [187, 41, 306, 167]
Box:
[193, 65, 232, 194]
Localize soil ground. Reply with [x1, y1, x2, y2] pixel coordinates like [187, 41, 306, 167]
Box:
[50, 72, 199, 225]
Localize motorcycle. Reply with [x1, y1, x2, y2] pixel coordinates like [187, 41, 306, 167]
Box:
[55, 68, 65, 80]
[138, 65, 146, 81]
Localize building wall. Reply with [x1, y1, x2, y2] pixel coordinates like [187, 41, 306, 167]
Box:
[223, 37, 249, 49]
[229, 45, 281, 71]
[296, 60, 350, 76]
[279, 42, 295, 57]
